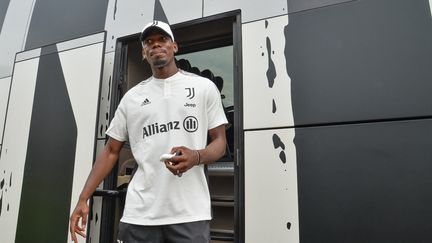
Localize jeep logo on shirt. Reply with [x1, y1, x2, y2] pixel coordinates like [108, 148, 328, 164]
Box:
[183, 116, 198, 132]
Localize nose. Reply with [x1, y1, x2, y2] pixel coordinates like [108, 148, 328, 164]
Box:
[151, 42, 160, 48]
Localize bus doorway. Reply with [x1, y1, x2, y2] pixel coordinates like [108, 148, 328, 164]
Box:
[97, 12, 242, 243]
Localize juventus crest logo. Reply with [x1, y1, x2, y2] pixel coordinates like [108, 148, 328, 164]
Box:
[185, 87, 195, 99]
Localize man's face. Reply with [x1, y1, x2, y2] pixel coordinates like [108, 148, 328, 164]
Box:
[142, 30, 177, 68]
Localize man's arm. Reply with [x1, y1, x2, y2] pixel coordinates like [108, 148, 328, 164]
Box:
[70, 137, 124, 243]
[196, 124, 227, 164]
[165, 124, 227, 175]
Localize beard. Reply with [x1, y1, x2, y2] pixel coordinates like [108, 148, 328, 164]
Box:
[152, 58, 168, 68]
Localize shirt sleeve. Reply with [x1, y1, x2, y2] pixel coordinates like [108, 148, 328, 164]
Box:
[106, 97, 128, 141]
[206, 82, 228, 130]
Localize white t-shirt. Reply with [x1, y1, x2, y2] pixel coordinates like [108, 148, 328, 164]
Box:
[106, 70, 228, 225]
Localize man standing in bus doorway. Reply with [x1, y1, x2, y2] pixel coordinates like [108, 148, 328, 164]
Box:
[69, 20, 227, 243]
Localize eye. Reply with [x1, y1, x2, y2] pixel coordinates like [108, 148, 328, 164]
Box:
[144, 39, 153, 45]
[160, 36, 168, 42]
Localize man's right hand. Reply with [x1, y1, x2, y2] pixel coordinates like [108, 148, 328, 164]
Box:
[69, 199, 89, 243]
[69, 138, 124, 242]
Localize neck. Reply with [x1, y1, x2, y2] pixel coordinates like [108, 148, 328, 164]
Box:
[152, 62, 178, 79]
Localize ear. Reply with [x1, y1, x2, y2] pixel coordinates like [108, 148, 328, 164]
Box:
[173, 42, 178, 53]
[141, 48, 146, 60]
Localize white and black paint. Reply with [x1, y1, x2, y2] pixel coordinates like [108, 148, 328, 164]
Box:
[286, 0, 432, 242]
[272, 133, 287, 163]
[0, 0, 430, 243]
[294, 119, 432, 242]
[0, 171, 12, 217]
[286, 0, 432, 125]
[0, 0, 36, 78]
[24, 0, 108, 50]
[15, 45, 77, 243]
[244, 129, 299, 243]
[0, 77, 12, 141]
[243, 15, 294, 130]
[203, 0, 287, 23]
[0, 55, 39, 243]
[264, 21, 278, 114]
[0, 0, 10, 35]
[98, 53, 114, 139]
[430, 0, 432, 15]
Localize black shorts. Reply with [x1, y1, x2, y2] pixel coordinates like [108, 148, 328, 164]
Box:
[117, 220, 210, 243]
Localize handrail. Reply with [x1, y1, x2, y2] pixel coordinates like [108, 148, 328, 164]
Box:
[208, 161, 235, 175]
[211, 229, 235, 241]
[92, 188, 126, 198]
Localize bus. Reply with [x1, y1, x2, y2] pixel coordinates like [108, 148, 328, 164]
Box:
[0, 0, 431, 242]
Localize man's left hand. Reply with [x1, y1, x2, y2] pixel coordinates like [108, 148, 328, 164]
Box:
[164, 146, 199, 176]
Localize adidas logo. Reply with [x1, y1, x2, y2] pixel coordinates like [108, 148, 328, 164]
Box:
[141, 98, 151, 106]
